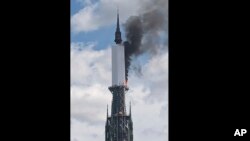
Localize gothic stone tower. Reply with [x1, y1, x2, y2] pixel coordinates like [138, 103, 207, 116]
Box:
[105, 10, 133, 141]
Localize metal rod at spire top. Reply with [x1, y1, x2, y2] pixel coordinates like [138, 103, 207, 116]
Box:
[117, 5, 119, 14]
[107, 104, 108, 117]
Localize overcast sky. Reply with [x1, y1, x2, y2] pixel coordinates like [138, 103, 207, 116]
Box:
[70, 0, 168, 141]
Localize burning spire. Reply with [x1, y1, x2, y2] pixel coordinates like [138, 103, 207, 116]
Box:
[105, 9, 133, 141]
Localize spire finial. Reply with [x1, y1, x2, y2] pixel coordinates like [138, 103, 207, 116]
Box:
[117, 5, 119, 15]
[107, 104, 108, 117]
[116, 7, 120, 32]
[114, 7, 122, 44]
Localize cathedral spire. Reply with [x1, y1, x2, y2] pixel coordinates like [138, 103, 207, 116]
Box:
[105, 9, 133, 141]
[114, 8, 122, 44]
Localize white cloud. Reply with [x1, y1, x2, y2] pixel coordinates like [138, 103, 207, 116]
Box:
[71, 42, 168, 141]
[71, 118, 105, 141]
[71, 0, 145, 33]
[70, 42, 111, 86]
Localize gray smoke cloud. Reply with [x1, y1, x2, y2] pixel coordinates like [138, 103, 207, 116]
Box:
[123, 0, 168, 81]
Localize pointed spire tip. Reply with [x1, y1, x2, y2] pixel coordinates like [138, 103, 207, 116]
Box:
[107, 104, 108, 117]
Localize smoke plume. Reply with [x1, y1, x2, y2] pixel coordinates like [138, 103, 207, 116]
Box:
[123, 0, 168, 81]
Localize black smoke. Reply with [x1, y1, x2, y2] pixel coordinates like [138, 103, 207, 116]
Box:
[123, 0, 168, 81]
[124, 16, 143, 81]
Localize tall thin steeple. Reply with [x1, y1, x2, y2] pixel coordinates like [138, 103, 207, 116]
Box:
[114, 8, 122, 44]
